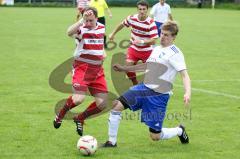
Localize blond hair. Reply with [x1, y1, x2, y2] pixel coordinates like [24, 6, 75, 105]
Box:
[161, 21, 179, 36]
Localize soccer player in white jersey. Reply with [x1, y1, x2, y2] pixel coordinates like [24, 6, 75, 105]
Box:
[76, 0, 90, 21]
[53, 7, 108, 136]
[102, 21, 191, 147]
[109, 0, 158, 85]
[150, 0, 173, 37]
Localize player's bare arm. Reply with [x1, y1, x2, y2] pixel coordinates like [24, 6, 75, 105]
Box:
[107, 8, 112, 18]
[67, 19, 83, 37]
[113, 63, 147, 72]
[133, 38, 157, 45]
[180, 70, 191, 106]
[109, 23, 125, 41]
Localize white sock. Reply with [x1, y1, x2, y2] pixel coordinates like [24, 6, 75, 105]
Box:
[108, 110, 122, 145]
[160, 127, 183, 140]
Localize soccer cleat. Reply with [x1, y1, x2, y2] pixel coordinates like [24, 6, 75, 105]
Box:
[74, 120, 84, 136]
[53, 116, 62, 129]
[101, 141, 117, 148]
[178, 125, 189, 144]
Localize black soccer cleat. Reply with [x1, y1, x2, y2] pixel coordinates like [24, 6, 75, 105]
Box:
[101, 141, 117, 148]
[53, 116, 62, 129]
[74, 120, 83, 136]
[178, 125, 189, 144]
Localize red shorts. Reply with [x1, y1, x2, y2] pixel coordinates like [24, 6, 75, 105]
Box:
[126, 47, 152, 63]
[72, 60, 108, 95]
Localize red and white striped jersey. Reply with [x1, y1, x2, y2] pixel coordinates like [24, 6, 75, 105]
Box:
[122, 14, 158, 52]
[77, 0, 90, 9]
[74, 22, 105, 65]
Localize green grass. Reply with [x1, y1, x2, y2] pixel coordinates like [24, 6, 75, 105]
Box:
[0, 7, 240, 158]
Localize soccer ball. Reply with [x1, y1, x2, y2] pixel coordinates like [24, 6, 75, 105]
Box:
[77, 135, 98, 156]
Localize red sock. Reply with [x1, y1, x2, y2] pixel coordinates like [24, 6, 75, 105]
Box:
[126, 72, 138, 85]
[75, 102, 102, 121]
[57, 96, 77, 120]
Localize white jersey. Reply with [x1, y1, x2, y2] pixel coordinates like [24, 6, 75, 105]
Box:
[150, 3, 171, 23]
[144, 44, 186, 93]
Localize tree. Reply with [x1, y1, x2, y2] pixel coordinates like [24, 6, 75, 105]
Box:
[235, 0, 240, 3]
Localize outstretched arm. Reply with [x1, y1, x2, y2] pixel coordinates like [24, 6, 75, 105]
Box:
[109, 23, 125, 41]
[180, 70, 191, 106]
[133, 38, 157, 45]
[67, 19, 83, 37]
[107, 8, 112, 18]
[113, 63, 147, 72]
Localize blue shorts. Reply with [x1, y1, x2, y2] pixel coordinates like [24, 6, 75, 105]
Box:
[119, 83, 169, 132]
[155, 21, 163, 37]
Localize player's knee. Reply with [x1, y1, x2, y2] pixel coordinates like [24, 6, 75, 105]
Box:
[72, 94, 84, 105]
[112, 100, 124, 112]
[150, 133, 160, 141]
[112, 100, 118, 107]
[97, 100, 107, 110]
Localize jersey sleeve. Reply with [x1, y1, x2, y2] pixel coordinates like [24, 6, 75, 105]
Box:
[169, 52, 187, 72]
[103, 0, 108, 9]
[149, 21, 158, 38]
[167, 5, 171, 14]
[150, 5, 156, 15]
[122, 15, 131, 27]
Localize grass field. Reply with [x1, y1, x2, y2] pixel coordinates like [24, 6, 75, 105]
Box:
[0, 7, 240, 159]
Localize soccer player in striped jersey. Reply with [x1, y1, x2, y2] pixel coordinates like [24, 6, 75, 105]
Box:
[109, 0, 158, 85]
[76, 0, 90, 21]
[90, 0, 112, 48]
[103, 21, 191, 147]
[53, 7, 108, 136]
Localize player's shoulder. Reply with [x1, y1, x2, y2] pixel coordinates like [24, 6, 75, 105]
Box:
[129, 14, 138, 20]
[96, 22, 105, 29]
[167, 45, 183, 56]
[124, 14, 134, 22]
[147, 17, 155, 24]
[126, 14, 139, 23]
[152, 2, 159, 8]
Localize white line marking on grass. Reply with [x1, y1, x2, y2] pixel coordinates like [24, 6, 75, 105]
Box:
[191, 79, 240, 82]
[174, 84, 240, 100]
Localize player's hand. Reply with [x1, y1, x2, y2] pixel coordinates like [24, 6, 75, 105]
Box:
[113, 64, 125, 72]
[83, 10, 94, 17]
[109, 33, 114, 41]
[183, 93, 191, 107]
[109, 14, 112, 18]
